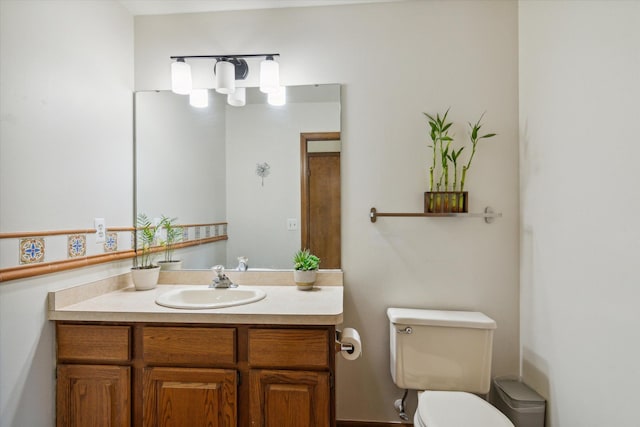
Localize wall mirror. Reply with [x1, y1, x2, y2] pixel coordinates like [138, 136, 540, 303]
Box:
[135, 84, 341, 270]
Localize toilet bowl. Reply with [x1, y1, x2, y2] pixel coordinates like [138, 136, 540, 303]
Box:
[388, 307, 514, 426]
[414, 391, 514, 427]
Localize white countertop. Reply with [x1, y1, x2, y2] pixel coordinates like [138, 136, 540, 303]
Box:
[49, 279, 343, 325]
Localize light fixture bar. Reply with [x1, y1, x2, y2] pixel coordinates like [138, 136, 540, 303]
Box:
[170, 54, 279, 60]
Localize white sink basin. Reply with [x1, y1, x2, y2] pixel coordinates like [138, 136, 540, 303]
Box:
[155, 286, 266, 310]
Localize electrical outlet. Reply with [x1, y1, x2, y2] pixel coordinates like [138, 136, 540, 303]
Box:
[287, 218, 298, 231]
[94, 218, 106, 243]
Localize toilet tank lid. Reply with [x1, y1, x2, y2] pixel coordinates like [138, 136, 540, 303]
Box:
[387, 308, 497, 330]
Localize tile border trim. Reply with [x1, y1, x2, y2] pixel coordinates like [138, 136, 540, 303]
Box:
[1, 223, 227, 283]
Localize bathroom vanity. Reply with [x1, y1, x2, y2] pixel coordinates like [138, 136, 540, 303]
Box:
[49, 271, 343, 427]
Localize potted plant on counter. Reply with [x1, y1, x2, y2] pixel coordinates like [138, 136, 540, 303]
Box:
[157, 215, 183, 271]
[293, 249, 320, 291]
[131, 213, 161, 290]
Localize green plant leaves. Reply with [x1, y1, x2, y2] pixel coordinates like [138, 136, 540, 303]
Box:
[424, 110, 496, 192]
[293, 249, 320, 271]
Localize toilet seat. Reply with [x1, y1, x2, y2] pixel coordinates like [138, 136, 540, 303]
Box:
[415, 391, 514, 427]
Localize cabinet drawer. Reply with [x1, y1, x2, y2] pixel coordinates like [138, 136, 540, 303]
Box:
[248, 328, 329, 368]
[143, 326, 236, 365]
[57, 324, 131, 362]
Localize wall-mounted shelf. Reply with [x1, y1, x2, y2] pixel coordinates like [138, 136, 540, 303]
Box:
[369, 207, 502, 224]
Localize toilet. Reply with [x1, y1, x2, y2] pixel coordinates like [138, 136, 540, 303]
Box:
[388, 307, 514, 427]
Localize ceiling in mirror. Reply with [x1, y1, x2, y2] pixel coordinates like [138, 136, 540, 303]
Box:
[135, 84, 341, 270]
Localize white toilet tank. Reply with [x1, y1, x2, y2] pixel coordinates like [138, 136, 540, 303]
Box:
[388, 307, 497, 394]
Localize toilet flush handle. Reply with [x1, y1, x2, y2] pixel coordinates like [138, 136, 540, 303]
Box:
[396, 326, 412, 334]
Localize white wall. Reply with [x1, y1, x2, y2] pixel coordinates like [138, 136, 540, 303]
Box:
[519, 1, 640, 426]
[0, 1, 134, 426]
[136, 1, 520, 421]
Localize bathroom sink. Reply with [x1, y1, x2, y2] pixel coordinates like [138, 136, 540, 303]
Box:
[155, 286, 266, 310]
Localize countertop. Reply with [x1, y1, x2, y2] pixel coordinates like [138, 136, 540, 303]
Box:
[48, 271, 344, 325]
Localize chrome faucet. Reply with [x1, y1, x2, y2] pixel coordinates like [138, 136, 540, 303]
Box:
[237, 256, 248, 271]
[210, 265, 235, 289]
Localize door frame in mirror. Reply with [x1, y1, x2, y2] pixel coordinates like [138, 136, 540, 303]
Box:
[300, 132, 341, 269]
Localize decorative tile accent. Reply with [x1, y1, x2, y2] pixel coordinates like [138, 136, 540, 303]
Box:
[205, 226, 211, 238]
[182, 227, 189, 241]
[213, 225, 219, 237]
[131, 231, 136, 249]
[20, 238, 45, 264]
[221, 224, 227, 235]
[67, 234, 86, 258]
[195, 227, 201, 240]
[104, 232, 118, 252]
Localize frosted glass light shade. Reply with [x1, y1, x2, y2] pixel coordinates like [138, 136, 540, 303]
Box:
[215, 60, 235, 94]
[227, 87, 246, 107]
[267, 86, 286, 106]
[260, 58, 279, 94]
[189, 89, 208, 108]
[171, 60, 192, 95]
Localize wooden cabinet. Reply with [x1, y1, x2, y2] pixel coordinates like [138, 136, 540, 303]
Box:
[56, 324, 132, 427]
[56, 364, 130, 427]
[249, 370, 330, 427]
[55, 322, 335, 427]
[248, 328, 332, 427]
[143, 367, 237, 427]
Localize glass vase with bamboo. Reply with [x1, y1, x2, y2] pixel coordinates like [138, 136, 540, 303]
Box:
[423, 110, 496, 213]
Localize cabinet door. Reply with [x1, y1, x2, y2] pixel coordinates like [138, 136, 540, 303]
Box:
[250, 369, 330, 427]
[143, 367, 237, 427]
[57, 364, 130, 427]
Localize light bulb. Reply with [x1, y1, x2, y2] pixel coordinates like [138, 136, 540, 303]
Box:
[189, 89, 208, 108]
[171, 59, 192, 95]
[260, 57, 279, 94]
[268, 86, 286, 106]
[215, 60, 235, 94]
[227, 87, 246, 107]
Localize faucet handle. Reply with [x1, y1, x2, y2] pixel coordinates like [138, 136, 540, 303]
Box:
[212, 265, 225, 277]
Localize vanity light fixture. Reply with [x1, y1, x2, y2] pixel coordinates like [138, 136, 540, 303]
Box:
[170, 54, 282, 106]
[171, 58, 192, 95]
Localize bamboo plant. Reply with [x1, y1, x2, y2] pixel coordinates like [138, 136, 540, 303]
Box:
[424, 108, 453, 193]
[460, 113, 496, 192]
[158, 215, 182, 263]
[135, 213, 158, 269]
[423, 110, 496, 211]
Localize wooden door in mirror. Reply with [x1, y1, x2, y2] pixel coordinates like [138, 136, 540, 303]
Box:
[300, 132, 341, 269]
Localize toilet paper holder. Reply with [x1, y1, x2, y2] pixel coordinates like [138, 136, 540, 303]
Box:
[335, 330, 355, 354]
